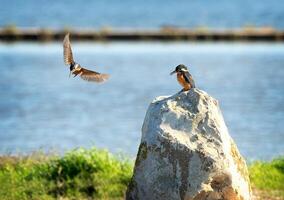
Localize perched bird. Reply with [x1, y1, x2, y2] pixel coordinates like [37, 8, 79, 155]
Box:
[170, 64, 195, 91]
[63, 33, 109, 83]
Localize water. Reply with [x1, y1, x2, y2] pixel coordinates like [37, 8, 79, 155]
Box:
[0, 42, 283, 160]
[1, 0, 284, 28]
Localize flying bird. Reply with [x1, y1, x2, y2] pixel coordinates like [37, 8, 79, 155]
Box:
[170, 64, 195, 91]
[63, 33, 109, 83]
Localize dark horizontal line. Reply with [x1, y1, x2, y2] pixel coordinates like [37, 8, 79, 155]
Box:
[0, 28, 284, 42]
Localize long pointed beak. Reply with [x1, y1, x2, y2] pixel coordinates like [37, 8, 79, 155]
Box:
[170, 70, 176, 75]
[69, 70, 72, 78]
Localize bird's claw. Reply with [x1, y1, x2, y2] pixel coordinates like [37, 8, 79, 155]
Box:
[178, 89, 185, 94]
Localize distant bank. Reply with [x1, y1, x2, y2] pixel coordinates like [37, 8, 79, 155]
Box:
[0, 27, 284, 42]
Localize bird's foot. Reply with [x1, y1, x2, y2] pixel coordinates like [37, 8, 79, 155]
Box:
[178, 89, 185, 94]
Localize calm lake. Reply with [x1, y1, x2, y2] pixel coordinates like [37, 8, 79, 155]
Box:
[0, 42, 283, 160]
[1, 0, 284, 28]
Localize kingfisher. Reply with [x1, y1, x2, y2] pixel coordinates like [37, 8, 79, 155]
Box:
[170, 64, 196, 91]
[63, 33, 109, 83]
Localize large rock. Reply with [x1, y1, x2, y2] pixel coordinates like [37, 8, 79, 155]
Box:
[127, 89, 251, 200]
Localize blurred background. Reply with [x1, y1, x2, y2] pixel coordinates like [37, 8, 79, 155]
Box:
[0, 0, 283, 160]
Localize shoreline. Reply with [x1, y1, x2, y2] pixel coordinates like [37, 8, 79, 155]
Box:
[0, 148, 283, 199]
[1, 27, 284, 42]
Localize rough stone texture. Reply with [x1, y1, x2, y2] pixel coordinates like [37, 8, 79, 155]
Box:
[126, 89, 251, 200]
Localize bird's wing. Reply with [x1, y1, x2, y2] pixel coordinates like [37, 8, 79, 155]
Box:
[63, 33, 75, 65]
[183, 72, 196, 88]
[79, 67, 110, 83]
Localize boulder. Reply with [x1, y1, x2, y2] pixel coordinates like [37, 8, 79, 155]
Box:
[126, 89, 251, 200]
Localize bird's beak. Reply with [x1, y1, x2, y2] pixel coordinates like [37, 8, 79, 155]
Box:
[170, 70, 176, 75]
[69, 70, 72, 78]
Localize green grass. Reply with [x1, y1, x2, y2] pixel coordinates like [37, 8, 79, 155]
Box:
[0, 148, 133, 200]
[249, 157, 284, 190]
[249, 157, 284, 199]
[0, 148, 283, 200]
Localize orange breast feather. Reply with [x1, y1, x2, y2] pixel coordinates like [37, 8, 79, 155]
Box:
[177, 73, 191, 91]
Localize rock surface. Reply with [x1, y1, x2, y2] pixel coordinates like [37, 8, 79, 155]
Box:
[126, 89, 251, 200]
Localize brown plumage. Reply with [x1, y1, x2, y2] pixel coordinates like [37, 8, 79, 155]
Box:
[170, 64, 196, 91]
[73, 68, 109, 83]
[63, 33, 74, 65]
[177, 72, 191, 91]
[63, 33, 109, 83]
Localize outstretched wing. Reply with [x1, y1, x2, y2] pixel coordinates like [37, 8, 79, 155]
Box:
[63, 33, 75, 65]
[80, 67, 110, 83]
[183, 72, 196, 88]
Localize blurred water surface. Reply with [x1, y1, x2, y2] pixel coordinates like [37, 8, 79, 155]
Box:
[0, 0, 284, 28]
[0, 42, 283, 160]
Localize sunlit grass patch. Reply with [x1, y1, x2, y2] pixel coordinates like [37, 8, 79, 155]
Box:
[0, 148, 133, 200]
[249, 157, 284, 199]
[0, 149, 283, 200]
